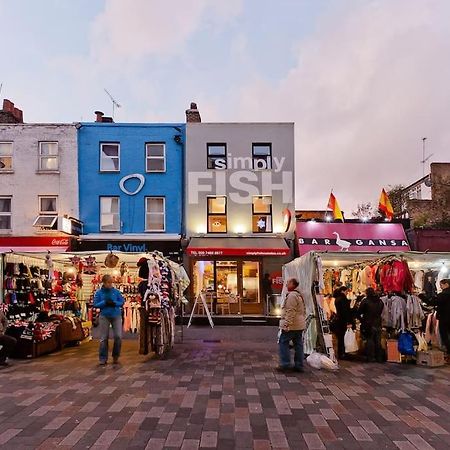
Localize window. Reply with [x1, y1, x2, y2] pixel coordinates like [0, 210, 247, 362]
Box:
[100, 196, 120, 231]
[207, 196, 227, 233]
[207, 143, 227, 169]
[0, 197, 12, 230]
[252, 196, 272, 233]
[34, 196, 58, 228]
[145, 197, 165, 231]
[0, 142, 13, 171]
[252, 143, 272, 170]
[146, 143, 166, 172]
[39, 142, 59, 171]
[100, 143, 120, 172]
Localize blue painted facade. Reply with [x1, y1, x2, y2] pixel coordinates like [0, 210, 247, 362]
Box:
[78, 123, 184, 235]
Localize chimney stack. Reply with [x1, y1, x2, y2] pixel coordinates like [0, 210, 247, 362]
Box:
[185, 102, 201, 123]
[95, 111, 104, 122]
[0, 99, 24, 123]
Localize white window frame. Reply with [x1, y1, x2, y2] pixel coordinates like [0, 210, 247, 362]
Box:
[38, 142, 59, 172]
[33, 215, 58, 228]
[0, 142, 13, 171]
[39, 195, 58, 215]
[100, 196, 120, 232]
[0, 196, 12, 230]
[145, 143, 166, 173]
[145, 196, 166, 232]
[100, 143, 120, 172]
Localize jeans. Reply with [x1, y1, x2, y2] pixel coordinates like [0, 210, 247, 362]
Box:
[279, 330, 304, 369]
[0, 334, 17, 362]
[98, 315, 122, 363]
[336, 327, 346, 359]
[364, 326, 383, 362]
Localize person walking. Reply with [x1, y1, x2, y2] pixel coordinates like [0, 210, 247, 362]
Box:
[358, 287, 384, 362]
[436, 278, 450, 360]
[94, 274, 125, 366]
[0, 310, 17, 367]
[277, 278, 306, 373]
[334, 286, 354, 360]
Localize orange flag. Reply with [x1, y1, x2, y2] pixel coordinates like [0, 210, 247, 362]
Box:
[327, 192, 344, 222]
[379, 188, 394, 221]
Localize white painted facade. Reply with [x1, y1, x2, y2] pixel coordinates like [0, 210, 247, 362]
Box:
[0, 124, 79, 236]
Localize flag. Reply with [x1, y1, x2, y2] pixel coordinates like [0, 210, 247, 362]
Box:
[379, 188, 394, 221]
[327, 192, 344, 222]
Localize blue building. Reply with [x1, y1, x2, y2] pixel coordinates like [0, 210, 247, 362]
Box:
[77, 114, 185, 259]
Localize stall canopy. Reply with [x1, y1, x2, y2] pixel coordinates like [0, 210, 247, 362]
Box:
[296, 222, 410, 255]
[0, 236, 71, 253]
[186, 237, 290, 257]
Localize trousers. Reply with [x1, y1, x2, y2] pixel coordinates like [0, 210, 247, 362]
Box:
[0, 334, 17, 362]
[98, 315, 122, 362]
[364, 326, 383, 362]
[278, 330, 304, 369]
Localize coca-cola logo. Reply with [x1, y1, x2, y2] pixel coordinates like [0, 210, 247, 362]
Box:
[51, 238, 69, 246]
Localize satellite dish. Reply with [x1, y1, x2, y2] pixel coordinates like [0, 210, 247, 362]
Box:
[424, 175, 432, 187]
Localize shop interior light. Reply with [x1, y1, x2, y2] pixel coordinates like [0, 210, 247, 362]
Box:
[362, 217, 369, 222]
[310, 218, 316, 222]
[325, 215, 331, 222]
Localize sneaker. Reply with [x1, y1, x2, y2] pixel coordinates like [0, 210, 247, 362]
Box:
[99, 361, 107, 366]
[275, 366, 291, 373]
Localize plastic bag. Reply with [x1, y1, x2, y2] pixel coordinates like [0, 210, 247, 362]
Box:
[320, 354, 339, 371]
[306, 352, 323, 369]
[398, 331, 415, 355]
[344, 329, 358, 353]
[415, 332, 428, 352]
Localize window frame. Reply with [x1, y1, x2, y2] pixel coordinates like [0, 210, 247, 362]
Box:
[0, 142, 13, 171]
[252, 143, 272, 170]
[38, 195, 58, 215]
[99, 196, 120, 232]
[252, 195, 273, 233]
[145, 142, 166, 173]
[207, 143, 227, 170]
[145, 196, 166, 232]
[100, 142, 120, 172]
[38, 141, 59, 172]
[207, 195, 227, 233]
[0, 196, 12, 230]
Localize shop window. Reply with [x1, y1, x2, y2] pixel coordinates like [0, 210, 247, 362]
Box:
[207, 143, 227, 169]
[34, 196, 58, 228]
[38, 142, 59, 171]
[252, 196, 272, 233]
[252, 143, 272, 170]
[0, 142, 13, 171]
[242, 261, 260, 303]
[207, 196, 227, 233]
[100, 143, 120, 172]
[100, 196, 120, 231]
[146, 143, 166, 172]
[145, 197, 165, 232]
[0, 197, 12, 230]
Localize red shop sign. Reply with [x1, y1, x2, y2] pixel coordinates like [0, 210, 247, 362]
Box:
[0, 236, 71, 252]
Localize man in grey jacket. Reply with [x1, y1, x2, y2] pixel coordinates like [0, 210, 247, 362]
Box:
[0, 311, 16, 367]
[277, 278, 306, 373]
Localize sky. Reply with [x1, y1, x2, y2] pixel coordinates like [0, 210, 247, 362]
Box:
[1, 0, 449, 213]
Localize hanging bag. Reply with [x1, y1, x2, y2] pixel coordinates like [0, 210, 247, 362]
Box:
[398, 331, 415, 355]
[344, 329, 359, 353]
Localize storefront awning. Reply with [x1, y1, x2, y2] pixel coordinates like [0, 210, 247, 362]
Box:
[0, 236, 71, 253]
[296, 222, 410, 255]
[186, 237, 290, 257]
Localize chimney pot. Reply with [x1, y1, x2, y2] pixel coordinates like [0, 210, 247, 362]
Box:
[95, 110, 104, 122]
[3, 99, 14, 113]
[185, 102, 201, 123]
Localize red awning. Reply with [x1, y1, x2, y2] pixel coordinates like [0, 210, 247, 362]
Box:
[296, 222, 410, 255]
[186, 237, 290, 257]
[0, 236, 71, 253]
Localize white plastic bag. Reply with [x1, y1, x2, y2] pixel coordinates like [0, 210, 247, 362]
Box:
[320, 354, 339, 371]
[306, 351, 322, 369]
[344, 329, 358, 353]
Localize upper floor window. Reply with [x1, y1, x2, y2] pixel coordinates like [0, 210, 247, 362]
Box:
[34, 196, 58, 228]
[0, 142, 13, 171]
[207, 196, 227, 233]
[146, 143, 166, 172]
[100, 196, 120, 231]
[100, 143, 120, 172]
[39, 142, 59, 171]
[0, 197, 12, 230]
[252, 143, 272, 170]
[145, 197, 165, 232]
[207, 143, 227, 170]
[252, 196, 272, 233]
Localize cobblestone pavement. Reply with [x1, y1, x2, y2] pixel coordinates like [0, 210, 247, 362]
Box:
[1, 326, 450, 449]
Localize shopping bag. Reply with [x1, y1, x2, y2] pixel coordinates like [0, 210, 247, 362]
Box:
[344, 329, 358, 353]
[306, 352, 323, 369]
[398, 331, 415, 355]
[319, 354, 339, 371]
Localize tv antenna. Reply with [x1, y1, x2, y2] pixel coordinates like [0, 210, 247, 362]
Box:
[104, 88, 121, 119]
[0, 83, 3, 96]
[420, 137, 433, 177]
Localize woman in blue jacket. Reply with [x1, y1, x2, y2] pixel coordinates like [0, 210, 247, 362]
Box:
[94, 274, 125, 365]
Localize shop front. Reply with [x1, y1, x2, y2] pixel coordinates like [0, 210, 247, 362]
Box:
[186, 237, 291, 316]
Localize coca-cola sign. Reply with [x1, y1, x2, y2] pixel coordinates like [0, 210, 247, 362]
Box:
[51, 238, 69, 246]
[0, 236, 72, 252]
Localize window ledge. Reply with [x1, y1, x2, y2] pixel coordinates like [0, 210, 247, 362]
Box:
[36, 170, 60, 174]
[0, 170, 14, 174]
[0, 230, 12, 234]
[145, 230, 166, 233]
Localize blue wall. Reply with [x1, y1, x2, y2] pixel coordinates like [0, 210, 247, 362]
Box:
[78, 123, 184, 235]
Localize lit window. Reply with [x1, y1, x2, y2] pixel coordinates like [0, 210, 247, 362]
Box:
[39, 142, 59, 171]
[146, 143, 166, 172]
[252, 196, 272, 233]
[100, 143, 120, 172]
[100, 197, 120, 231]
[33, 196, 58, 229]
[252, 143, 272, 170]
[207, 143, 227, 169]
[207, 196, 227, 233]
[0, 197, 12, 230]
[145, 197, 165, 231]
[0, 142, 13, 171]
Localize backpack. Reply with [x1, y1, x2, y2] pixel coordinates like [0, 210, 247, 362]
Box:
[398, 331, 415, 356]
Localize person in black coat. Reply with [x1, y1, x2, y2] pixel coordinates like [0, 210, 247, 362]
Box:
[436, 279, 450, 357]
[358, 287, 384, 362]
[334, 286, 353, 359]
